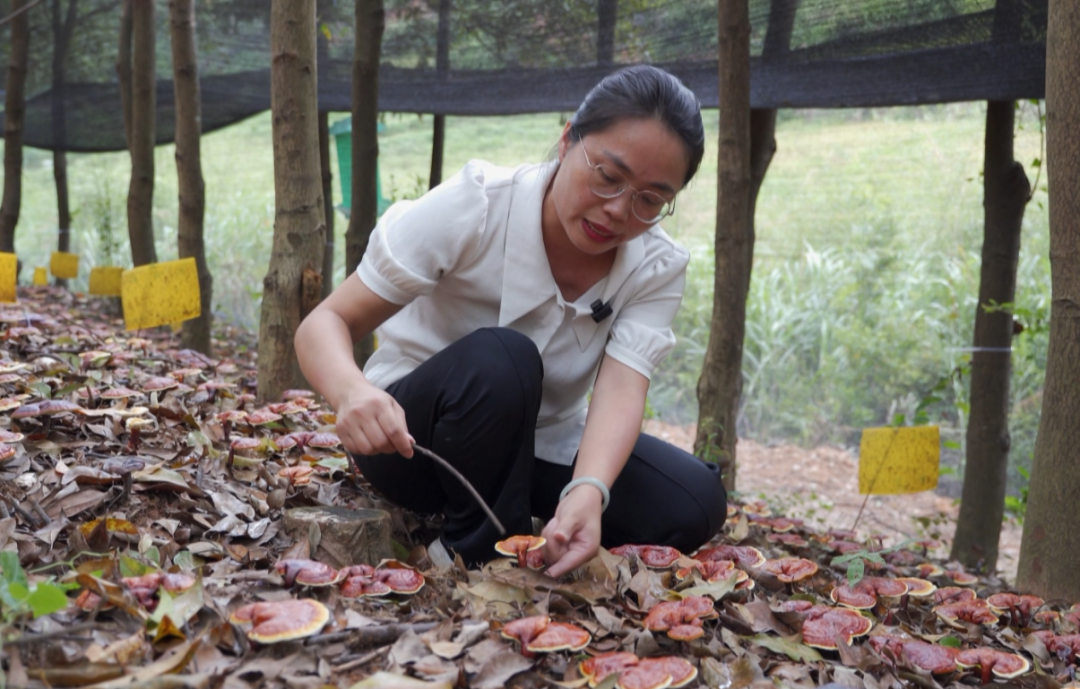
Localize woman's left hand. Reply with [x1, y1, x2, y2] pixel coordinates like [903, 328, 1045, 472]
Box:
[541, 486, 604, 578]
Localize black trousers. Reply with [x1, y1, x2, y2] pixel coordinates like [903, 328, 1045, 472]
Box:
[354, 327, 728, 566]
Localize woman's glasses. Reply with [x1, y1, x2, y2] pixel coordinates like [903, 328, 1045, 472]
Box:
[580, 142, 677, 224]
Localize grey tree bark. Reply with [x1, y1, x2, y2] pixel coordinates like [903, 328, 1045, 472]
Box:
[126, 0, 157, 266]
[258, 0, 326, 400]
[694, 0, 751, 491]
[428, 0, 450, 190]
[1016, 0, 1080, 600]
[319, 110, 335, 299]
[0, 0, 30, 255]
[51, 0, 77, 287]
[117, 0, 133, 150]
[170, 0, 212, 354]
[345, 0, 384, 366]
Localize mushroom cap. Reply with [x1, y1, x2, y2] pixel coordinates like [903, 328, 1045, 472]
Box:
[235, 599, 330, 644]
[933, 599, 1000, 628]
[161, 572, 198, 593]
[830, 584, 878, 610]
[281, 389, 315, 401]
[1034, 610, 1061, 626]
[869, 635, 958, 675]
[675, 559, 736, 582]
[230, 437, 262, 451]
[638, 657, 697, 689]
[246, 409, 283, 425]
[644, 597, 717, 633]
[616, 662, 675, 689]
[101, 386, 142, 399]
[666, 624, 705, 641]
[339, 576, 391, 598]
[0, 430, 24, 443]
[0, 397, 24, 412]
[761, 557, 819, 583]
[278, 465, 314, 486]
[934, 586, 977, 605]
[307, 432, 341, 448]
[267, 402, 307, 416]
[501, 615, 550, 647]
[694, 544, 766, 570]
[0, 443, 17, 462]
[215, 410, 248, 423]
[945, 569, 979, 586]
[917, 563, 945, 578]
[896, 577, 937, 597]
[168, 367, 203, 380]
[609, 544, 682, 569]
[142, 376, 179, 392]
[125, 416, 154, 430]
[580, 652, 639, 686]
[12, 400, 80, 418]
[495, 534, 547, 558]
[801, 607, 874, 649]
[741, 501, 771, 517]
[275, 559, 342, 587]
[956, 648, 1031, 679]
[753, 515, 802, 532]
[75, 589, 110, 612]
[1037, 632, 1080, 658]
[987, 592, 1044, 614]
[273, 435, 300, 451]
[526, 621, 591, 653]
[774, 599, 816, 614]
[375, 562, 426, 595]
[767, 532, 809, 547]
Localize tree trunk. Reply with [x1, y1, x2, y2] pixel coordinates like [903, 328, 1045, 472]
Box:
[170, 0, 212, 354]
[127, 0, 157, 266]
[117, 0, 133, 151]
[694, 0, 751, 490]
[1016, 0, 1080, 600]
[345, 0, 384, 365]
[428, 0, 450, 190]
[52, 0, 77, 287]
[319, 109, 335, 298]
[597, 0, 616, 66]
[951, 0, 1031, 574]
[258, 0, 326, 400]
[950, 101, 1029, 572]
[0, 0, 30, 255]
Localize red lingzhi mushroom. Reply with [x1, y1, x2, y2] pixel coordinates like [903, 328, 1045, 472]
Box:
[610, 544, 682, 569]
[800, 605, 874, 650]
[986, 592, 1044, 627]
[761, 557, 819, 584]
[869, 635, 958, 675]
[495, 535, 547, 569]
[229, 599, 330, 644]
[579, 652, 639, 687]
[644, 596, 718, 641]
[934, 598, 1000, 628]
[275, 559, 343, 587]
[934, 586, 977, 605]
[955, 647, 1031, 684]
[693, 544, 766, 570]
[830, 576, 908, 609]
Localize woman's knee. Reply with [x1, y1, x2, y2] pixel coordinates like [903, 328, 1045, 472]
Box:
[450, 327, 543, 403]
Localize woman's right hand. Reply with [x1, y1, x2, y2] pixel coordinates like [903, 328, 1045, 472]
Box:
[333, 380, 415, 458]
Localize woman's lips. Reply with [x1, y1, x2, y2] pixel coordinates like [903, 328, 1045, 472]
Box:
[582, 219, 616, 243]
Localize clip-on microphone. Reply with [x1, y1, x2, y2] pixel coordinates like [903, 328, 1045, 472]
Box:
[590, 299, 613, 323]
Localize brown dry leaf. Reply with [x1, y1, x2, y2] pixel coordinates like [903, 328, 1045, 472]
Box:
[82, 638, 202, 689]
[348, 673, 452, 689]
[470, 647, 534, 689]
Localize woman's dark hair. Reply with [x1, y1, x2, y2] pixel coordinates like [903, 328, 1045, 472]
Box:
[568, 65, 705, 188]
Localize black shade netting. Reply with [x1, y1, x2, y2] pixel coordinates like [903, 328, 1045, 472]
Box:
[0, 0, 1048, 153]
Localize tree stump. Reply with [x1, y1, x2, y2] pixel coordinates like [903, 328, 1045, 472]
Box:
[283, 506, 393, 568]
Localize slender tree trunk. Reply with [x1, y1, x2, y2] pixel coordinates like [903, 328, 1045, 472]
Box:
[117, 0, 133, 150]
[1016, 0, 1080, 600]
[170, 0, 212, 354]
[345, 0, 384, 365]
[694, 0, 751, 490]
[52, 0, 77, 287]
[0, 0, 30, 254]
[428, 0, 450, 190]
[950, 101, 1029, 572]
[127, 0, 157, 266]
[597, 0, 616, 66]
[951, 0, 1031, 574]
[319, 110, 335, 298]
[258, 0, 326, 400]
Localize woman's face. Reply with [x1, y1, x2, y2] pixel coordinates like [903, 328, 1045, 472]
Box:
[545, 117, 689, 256]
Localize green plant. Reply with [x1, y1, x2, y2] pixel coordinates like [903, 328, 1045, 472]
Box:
[1004, 465, 1031, 523]
[87, 175, 124, 268]
[0, 551, 72, 688]
[830, 540, 913, 587]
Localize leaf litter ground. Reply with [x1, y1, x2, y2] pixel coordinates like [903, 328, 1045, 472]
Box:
[0, 286, 1076, 689]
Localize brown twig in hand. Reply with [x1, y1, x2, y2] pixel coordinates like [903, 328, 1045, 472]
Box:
[410, 443, 506, 536]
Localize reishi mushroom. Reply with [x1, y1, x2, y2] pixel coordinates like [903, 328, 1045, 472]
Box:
[643, 596, 717, 641]
[800, 605, 874, 650]
[933, 598, 1000, 628]
[986, 592, 1044, 626]
[229, 599, 330, 644]
[955, 647, 1031, 684]
[579, 652, 639, 687]
[869, 635, 958, 675]
[694, 544, 766, 570]
[830, 576, 908, 609]
[934, 586, 977, 605]
[495, 535, 547, 569]
[275, 559, 343, 587]
[760, 557, 819, 584]
[610, 544, 682, 569]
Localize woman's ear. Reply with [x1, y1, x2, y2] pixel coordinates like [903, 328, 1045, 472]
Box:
[557, 121, 573, 161]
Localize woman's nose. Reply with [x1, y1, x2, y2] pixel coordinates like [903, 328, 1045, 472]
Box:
[602, 192, 633, 221]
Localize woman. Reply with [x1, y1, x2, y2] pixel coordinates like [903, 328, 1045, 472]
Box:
[295, 65, 727, 578]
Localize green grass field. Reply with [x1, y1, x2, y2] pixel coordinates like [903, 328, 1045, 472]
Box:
[2, 102, 1051, 490]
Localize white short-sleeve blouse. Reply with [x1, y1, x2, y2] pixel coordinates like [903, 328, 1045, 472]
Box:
[357, 159, 690, 465]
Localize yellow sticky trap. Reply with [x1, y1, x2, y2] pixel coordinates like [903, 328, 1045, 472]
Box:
[89, 266, 124, 296]
[50, 251, 79, 279]
[121, 258, 201, 331]
[32, 267, 48, 286]
[0, 253, 16, 302]
[859, 426, 940, 494]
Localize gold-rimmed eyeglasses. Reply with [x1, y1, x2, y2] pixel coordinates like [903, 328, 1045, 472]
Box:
[580, 142, 677, 224]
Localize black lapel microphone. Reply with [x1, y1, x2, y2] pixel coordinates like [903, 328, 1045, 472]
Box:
[590, 299, 613, 323]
